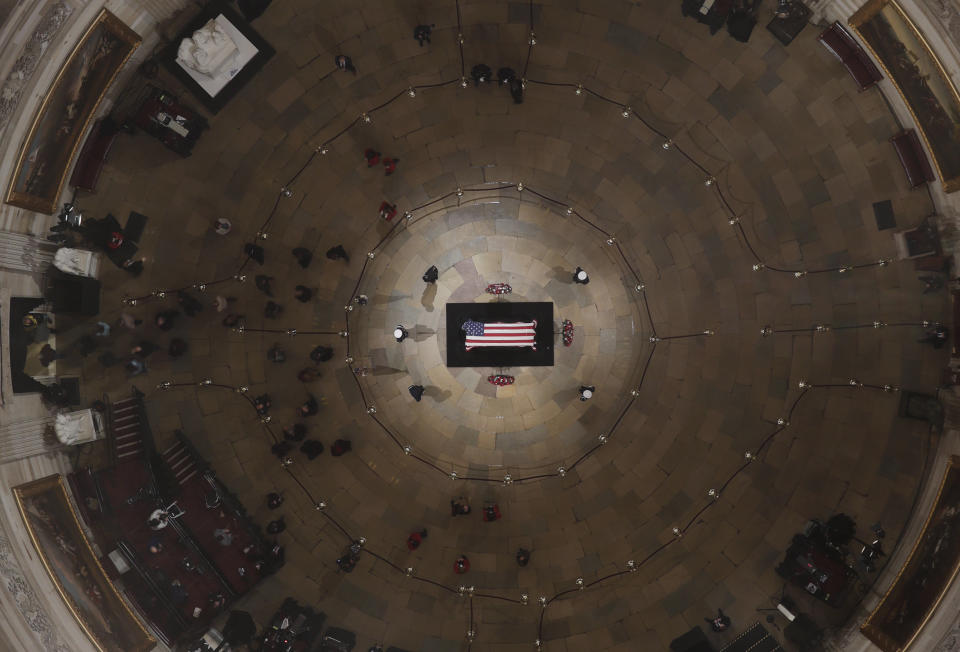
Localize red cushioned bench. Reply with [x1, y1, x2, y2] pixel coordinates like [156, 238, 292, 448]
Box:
[891, 129, 936, 188]
[818, 21, 882, 91]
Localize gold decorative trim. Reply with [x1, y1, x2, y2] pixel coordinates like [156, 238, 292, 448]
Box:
[850, 0, 960, 193]
[12, 474, 155, 652]
[860, 455, 960, 651]
[4, 9, 141, 214]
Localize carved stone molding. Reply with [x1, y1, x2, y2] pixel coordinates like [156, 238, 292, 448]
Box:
[0, 531, 71, 652]
[0, 0, 73, 129]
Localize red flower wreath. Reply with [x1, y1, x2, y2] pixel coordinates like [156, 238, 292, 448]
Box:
[488, 375, 515, 386]
[562, 320, 574, 347]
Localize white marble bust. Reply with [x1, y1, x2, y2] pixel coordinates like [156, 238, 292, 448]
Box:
[176, 18, 238, 77]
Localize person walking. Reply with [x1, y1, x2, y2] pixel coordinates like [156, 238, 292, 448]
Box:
[454, 555, 470, 574]
[300, 439, 324, 459]
[119, 312, 142, 329]
[516, 548, 531, 566]
[267, 492, 284, 509]
[267, 343, 286, 363]
[919, 324, 949, 349]
[471, 63, 492, 85]
[255, 275, 274, 296]
[335, 54, 357, 74]
[383, 157, 398, 176]
[178, 290, 204, 317]
[299, 394, 319, 417]
[364, 148, 380, 167]
[264, 301, 283, 319]
[408, 384, 425, 402]
[131, 340, 159, 359]
[244, 243, 265, 265]
[326, 245, 350, 262]
[705, 608, 731, 632]
[310, 345, 333, 362]
[254, 394, 272, 415]
[155, 310, 179, 331]
[294, 285, 313, 302]
[406, 529, 428, 550]
[579, 385, 595, 401]
[292, 247, 312, 268]
[413, 24, 433, 46]
[451, 496, 471, 516]
[331, 439, 352, 456]
[423, 265, 439, 283]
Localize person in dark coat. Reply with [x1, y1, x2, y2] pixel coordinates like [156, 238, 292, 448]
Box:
[335, 54, 357, 74]
[294, 285, 312, 302]
[573, 267, 589, 284]
[331, 439, 352, 456]
[266, 517, 286, 534]
[292, 247, 312, 268]
[254, 394, 271, 415]
[497, 67, 516, 85]
[919, 324, 950, 349]
[264, 301, 283, 319]
[265, 344, 285, 364]
[414, 24, 433, 46]
[177, 290, 204, 316]
[267, 492, 284, 509]
[155, 310, 179, 331]
[298, 367, 319, 383]
[255, 275, 274, 296]
[326, 245, 349, 262]
[516, 548, 531, 566]
[408, 384, 425, 402]
[244, 243, 265, 265]
[39, 344, 65, 366]
[300, 439, 324, 459]
[705, 608, 731, 632]
[471, 63, 492, 85]
[310, 345, 333, 363]
[422, 265, 439, 283]
[131, 340, 159, 358]
[299, 394, 319, 417]
[509, 77, 524, 104]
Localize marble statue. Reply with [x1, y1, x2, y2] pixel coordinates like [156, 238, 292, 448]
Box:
[176, 18, 238, 77]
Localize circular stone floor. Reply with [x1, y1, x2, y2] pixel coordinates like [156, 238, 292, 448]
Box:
[65, 1, 949, 650]
[354, 197, 648, 471]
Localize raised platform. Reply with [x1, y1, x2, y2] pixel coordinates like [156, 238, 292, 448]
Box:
[445, 301, 554, 367]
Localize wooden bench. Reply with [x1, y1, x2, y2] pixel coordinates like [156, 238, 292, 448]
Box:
[891, 129, 935, 188]
[817, 21, 882, 91]
[69, 118, 119, 192]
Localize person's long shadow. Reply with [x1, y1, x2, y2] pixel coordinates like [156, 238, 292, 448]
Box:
[421, 283, 437, 312]
[413, 326, 435, 342]
[551, 266, 573, 283]
[372, 366, 404, 376]
[425, 386, 452, 403]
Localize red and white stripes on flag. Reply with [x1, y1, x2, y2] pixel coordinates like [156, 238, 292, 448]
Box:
[463, 320, 537, 351]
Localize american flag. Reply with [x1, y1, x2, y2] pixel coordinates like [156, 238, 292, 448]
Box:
[463, 319, 537, 351]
